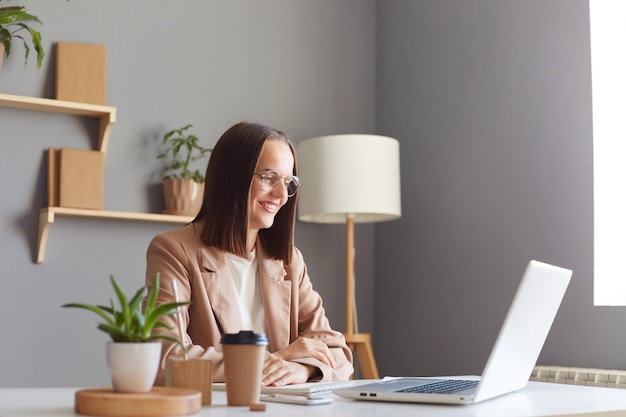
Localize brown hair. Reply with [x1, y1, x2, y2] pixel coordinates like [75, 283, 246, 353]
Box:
[193, 121, 298, 263]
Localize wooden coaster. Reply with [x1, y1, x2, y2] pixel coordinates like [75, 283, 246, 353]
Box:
[75, 386, 201, 417]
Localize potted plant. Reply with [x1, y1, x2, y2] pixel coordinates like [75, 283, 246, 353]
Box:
[158, 124, 212, 216]
[62, 274, 190, 393]
[0, 2, 44, 69]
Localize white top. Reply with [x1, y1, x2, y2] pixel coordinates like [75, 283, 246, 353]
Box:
[226, 249, 265, 333]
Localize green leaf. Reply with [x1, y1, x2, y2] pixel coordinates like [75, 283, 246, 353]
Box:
[159, 124, 211, 181]
[25, 25, 43, 67]
[148, 333, 189, 351]
[110, 275, 132, 335]
[0, 6, 44, 68]
[61, 302, 115, 325]
[144, 273, 159, 314]
[62, 274, 190, 347]
[0, 9, 42, 25]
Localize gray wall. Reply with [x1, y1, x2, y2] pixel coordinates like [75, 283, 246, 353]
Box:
[0, 0, 376, 387]
[375, 0, 626, 377]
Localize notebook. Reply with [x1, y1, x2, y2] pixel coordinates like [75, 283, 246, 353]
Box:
[213, 379, 373, 397]
[334, 260, 572, 405]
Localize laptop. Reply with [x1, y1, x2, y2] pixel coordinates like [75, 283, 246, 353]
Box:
[334, 260, 572, 405]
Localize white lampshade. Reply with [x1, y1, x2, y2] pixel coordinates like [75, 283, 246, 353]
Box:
[297, 134, 402, 224]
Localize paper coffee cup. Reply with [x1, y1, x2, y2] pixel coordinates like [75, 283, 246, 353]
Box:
[221, 331, 268, 406]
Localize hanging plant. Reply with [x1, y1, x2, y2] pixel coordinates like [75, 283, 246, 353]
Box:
[0, 2, 44, 68]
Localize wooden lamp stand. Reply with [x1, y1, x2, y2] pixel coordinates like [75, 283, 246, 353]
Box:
[296, 134, 402, 380]
[344, 216, 379, 379]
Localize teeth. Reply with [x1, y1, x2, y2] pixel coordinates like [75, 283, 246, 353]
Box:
[261, 202, 278, 212]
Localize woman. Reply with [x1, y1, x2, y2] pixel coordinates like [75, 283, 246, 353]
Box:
[146, 121, 353, 387]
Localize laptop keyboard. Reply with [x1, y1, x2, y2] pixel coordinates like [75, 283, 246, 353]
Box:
[397, 379, 479, 394]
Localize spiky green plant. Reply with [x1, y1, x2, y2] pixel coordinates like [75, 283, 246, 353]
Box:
[158, 124, 212, 183]
[62, 274, 190, 350]
[0, 4, 44, 68]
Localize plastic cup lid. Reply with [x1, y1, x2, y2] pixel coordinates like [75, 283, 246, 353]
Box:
[220, 330, 268, 345]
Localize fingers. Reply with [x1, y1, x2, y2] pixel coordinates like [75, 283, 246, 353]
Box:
[306, 342, 335, 369]
[263, 337, 337, 387]
[299, 338, 337, 369]
[262, 357, 310, 387]
[275, 337, 337, 369]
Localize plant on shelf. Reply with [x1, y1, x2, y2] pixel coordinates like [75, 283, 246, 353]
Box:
[158, 124, 212, 183]
[62, 273, 189, 347]
[0, 2, 44, 68]
[158, 124, 211, 216]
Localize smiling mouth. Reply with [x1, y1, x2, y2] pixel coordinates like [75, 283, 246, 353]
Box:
[260, 202, 278, 212]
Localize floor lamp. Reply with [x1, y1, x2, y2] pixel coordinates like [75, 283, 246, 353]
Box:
[297, 134, 402, 379]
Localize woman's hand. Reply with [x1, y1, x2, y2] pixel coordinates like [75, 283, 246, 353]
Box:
[261, 337, 337, 387]
[271, 337, 337, 369]
[262, 355, 313, 387]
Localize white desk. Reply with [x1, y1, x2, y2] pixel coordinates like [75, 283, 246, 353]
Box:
[2, 382, 626, 417]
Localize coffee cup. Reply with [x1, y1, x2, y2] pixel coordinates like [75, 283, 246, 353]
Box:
[221, 331, 268, 406]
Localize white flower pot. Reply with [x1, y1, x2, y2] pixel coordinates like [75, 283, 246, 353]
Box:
[106, 342, 161, 393]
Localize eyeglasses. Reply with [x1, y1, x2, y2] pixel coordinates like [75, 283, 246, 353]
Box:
[254, 170, 300, 197]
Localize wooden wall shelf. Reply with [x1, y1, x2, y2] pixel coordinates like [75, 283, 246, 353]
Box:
[37, 207, 193, 264]
[1, 93, 184, 263]
[0, 93, 117, 152]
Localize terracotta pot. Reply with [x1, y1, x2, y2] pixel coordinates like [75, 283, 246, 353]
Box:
[163, 178, 204, 216]
[0, 44, 4, 69]
[106, 342, 161, 393]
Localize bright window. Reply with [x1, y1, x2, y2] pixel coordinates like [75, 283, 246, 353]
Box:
[591, 0, 626, 305]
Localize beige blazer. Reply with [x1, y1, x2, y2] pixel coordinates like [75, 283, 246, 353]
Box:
[146, 223, 354, 385]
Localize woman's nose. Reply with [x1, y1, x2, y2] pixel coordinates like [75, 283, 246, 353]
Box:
[271, 181, 288, 197]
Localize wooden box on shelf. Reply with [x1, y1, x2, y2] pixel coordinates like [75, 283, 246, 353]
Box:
[48, 148, 105, 210]
[56, 41, 107, 105]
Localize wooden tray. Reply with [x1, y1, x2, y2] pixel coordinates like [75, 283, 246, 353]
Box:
[75, 386, 201, 417]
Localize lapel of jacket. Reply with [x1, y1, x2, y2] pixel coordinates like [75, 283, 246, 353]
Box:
[199, 245, 244, 334]
[256, 243, 292, 352]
